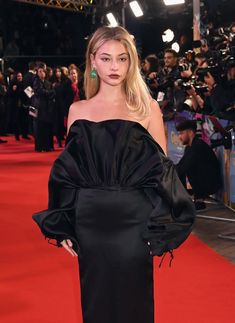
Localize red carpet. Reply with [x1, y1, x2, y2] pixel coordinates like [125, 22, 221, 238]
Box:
[1, 136, 235, 323]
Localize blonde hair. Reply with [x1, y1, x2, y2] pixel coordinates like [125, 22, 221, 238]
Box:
[84, 26, 152, 119]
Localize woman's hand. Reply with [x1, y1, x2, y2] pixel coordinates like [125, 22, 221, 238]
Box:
[186, 85, 197, 97]
[60, 239, 78, 257]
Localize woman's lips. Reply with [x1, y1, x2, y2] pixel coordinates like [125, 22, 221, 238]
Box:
[108, 74, 120, 79]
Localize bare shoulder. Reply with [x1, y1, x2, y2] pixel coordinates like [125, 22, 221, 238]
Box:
[147, 99, 167, 154]
[67, 100, 90, 132]
[69, 100, 88, 116]
[149, 99, 163, 121]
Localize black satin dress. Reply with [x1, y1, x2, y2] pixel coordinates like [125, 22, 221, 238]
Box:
[33, 119, 195, 323]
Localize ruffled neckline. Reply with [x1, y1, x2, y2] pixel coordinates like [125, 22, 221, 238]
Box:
[69, 118, 154, 140]
[70, 118, 147, 133]
[68, 118, 164, 155]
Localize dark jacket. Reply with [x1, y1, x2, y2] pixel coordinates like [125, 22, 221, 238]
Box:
[23, 71, 36, 106]
[0, 83, 6, 115]
[210, 79, 235, 119]
[8, 80, 25, 108]
[32, 76, 55, 123]
[177, 136, 222, 197]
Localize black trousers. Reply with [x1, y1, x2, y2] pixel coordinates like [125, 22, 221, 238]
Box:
[33, 119, 54, 151]
[176, 163, 219, 199]
[20, 106, 29, 137]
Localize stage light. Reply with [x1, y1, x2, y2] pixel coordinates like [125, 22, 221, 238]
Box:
[106, 13, 118, 27]
[171, 42, 180, 52]
[163, 0, 185, 5]
[162, 29, 174, 42]
[129, 1, 143, 17]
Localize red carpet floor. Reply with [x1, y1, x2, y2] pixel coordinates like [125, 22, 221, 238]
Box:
[1, 136, 235, 323]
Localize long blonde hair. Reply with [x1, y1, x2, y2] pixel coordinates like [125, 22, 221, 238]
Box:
[84, 26, 152, 119]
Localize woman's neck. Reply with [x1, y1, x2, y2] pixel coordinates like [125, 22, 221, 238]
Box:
[96, 82, 126, 103]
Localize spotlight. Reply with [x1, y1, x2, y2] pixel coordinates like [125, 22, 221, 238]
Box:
[129, 1, 143, 17]
[106, 13, 118, 27]
[163, 0, 185, 5]
[162, 29, 174, 42]
[171, 42, 180, 53]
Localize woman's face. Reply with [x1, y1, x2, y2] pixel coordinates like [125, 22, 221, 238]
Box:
[48, 68, 53, 77]
[142, 59, 150, 72]
[69, 69, 78, 82]
[55, 68, 62, 79]
[16, 73, 23, 82]
[91, 39, 130, 87]
[38, 68, 46, 80]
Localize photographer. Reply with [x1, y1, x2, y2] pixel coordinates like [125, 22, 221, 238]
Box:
[173, 55, 206, 113]
[204, 67, 235, 120]
[178, 55, 215, 115]
[176, 120, 222, 210]
[142, 54, 159, 99]
[156, 49, 182, 116]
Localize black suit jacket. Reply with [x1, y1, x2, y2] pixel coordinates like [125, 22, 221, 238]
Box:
[177, 136, 222, 197]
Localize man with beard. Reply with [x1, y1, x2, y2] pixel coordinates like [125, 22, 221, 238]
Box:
[176, 120, 222, 210]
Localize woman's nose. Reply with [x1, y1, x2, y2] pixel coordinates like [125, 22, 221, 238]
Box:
[110, 60, 118, 70]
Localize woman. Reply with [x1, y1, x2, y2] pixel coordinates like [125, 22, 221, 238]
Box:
[142, 54, 159, 99]
[0, 71, 8, 143]
[62, 65, 85, 121]
[7, 72, 25, 141]
[52, 66, 66, 147]
[33, 26, 195, 323]
[32, 62, 55, 152]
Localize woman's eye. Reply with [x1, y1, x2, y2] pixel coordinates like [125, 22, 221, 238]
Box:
[119, 57, 127, 62]
[101, 57, 110, 62]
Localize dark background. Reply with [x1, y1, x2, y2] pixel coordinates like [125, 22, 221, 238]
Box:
[0, 0, 234, 71]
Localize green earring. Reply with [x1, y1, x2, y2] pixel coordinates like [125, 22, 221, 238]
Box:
[90, 67, 97, 79]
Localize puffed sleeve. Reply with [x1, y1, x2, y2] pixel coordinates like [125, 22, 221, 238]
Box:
[32, 152, 80, 253]
[142, 149, 196, 259]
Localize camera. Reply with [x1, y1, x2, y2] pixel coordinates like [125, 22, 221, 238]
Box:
[178, 63, 190, 72]
[222, 55, 235, 70]
[175, 79, 192, 90]
[196, 64, 221, 82]
[194, 84, 209, 94]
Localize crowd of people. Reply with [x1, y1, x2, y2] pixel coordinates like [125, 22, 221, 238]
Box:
[142, 22, 235, 121]
[0, 61, 85, 149]
[0, 22, 234, 150]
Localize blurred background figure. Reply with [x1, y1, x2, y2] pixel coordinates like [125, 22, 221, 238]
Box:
[23, 61, 37, 137]
[32, 62, 55, 152]
[0, 70, 7, 141]
[52, 66, 66, 147]
[7, 71, 27, 141]
[142, 54, 159, 99]
[62, 64, 85, 129]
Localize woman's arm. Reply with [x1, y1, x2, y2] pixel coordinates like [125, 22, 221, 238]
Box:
[147, 99, 167, 155]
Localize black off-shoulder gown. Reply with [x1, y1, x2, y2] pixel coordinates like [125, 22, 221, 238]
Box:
[33, 119, 195, 323]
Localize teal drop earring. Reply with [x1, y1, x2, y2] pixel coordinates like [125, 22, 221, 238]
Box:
[90, 67, 97, 79]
